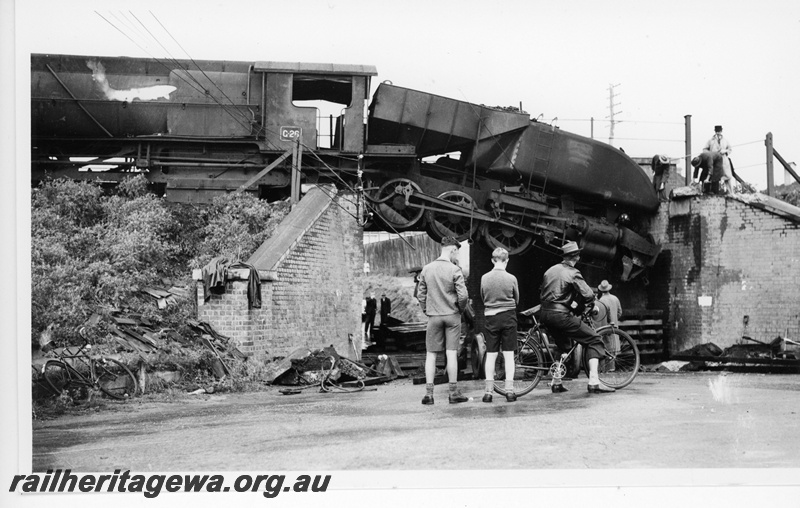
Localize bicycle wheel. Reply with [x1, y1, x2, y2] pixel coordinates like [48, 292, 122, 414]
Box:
[493, 336, 545, 396]
[42, 361, 70, 396]
[95, 358, 138, 400]
[584, 328, 640, 389]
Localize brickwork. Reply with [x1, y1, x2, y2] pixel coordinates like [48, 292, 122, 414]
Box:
[267, 200, 364, 357]
[201, 278, 272, 354]
[649, 195, 800, 352]
[196, 188, 364, 359]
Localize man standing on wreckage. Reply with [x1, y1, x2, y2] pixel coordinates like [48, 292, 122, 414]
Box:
[416, 237, 469, 405]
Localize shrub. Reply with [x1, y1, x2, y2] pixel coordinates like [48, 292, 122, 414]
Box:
[32, 177, 188, 346]
[31, 177, 291, 351]
[190, 192, 290, 269]
[775, 182, 800, 207]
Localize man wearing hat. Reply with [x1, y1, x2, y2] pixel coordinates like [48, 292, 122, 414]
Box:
[703, 125, 733, 194]
[595, 280, 622, 371]
[417, 237, 469, 404]
[409, 266, 423, 299]
[596, 281, 622, 326]
[651, 154, 671, 202]
[691, 151, 725, 193]
[539, 241, 615, 394]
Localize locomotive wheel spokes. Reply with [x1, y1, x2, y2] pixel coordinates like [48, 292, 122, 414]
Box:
[481, 220, 533, 255]
[374, 178, 424, 230]
[425, 191, 479, 242]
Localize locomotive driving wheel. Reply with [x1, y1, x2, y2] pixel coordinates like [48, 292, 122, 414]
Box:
[373, 178, 425, 231]
[481, 219, 533, 255]
[424, 191, 479, 242]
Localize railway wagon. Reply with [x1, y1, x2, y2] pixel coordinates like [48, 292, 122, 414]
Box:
[31, 53, 660, 280]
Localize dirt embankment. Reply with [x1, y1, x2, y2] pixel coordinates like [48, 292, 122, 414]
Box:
[363, 274, 426, 323]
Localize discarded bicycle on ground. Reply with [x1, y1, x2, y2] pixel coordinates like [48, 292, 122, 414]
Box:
[491, 304, 641, 397]
[40, 331, 138, 401]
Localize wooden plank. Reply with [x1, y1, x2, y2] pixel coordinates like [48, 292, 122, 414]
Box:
[264, 348, 311, 383]
[619, 319, 663, 327]
[623, 329, 664, 336]
[620, 310, 662, 319]
[112, 317, 139, 326]
[635, 345, 665, 351]
[634, 339, 664, 346]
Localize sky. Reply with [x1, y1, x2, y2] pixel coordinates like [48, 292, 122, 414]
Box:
[11, 0, 800, 190]
[3, 1, 800, 504]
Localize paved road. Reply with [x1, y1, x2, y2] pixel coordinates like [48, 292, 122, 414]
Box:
[32, 372, 800, 471]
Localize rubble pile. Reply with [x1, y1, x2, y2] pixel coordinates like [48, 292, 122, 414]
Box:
[263, 346, 400, 393]
[667, 337, 799, 373]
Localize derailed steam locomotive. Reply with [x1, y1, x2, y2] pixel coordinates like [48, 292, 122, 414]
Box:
[31, 53, 660, 280]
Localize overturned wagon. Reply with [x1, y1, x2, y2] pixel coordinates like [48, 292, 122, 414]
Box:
[365, 83, 660, 280]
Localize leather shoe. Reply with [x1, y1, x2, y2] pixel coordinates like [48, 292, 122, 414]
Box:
[421, 395, 434, 405]
[551, 384, 569, 393]
[587, 384, 615, 394]
[482, 393, 493, 403]
[449, 393, 469, 404]
[505, 392, 517, 402]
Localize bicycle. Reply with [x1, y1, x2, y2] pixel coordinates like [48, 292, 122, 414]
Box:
[41, 338, 138, 401]
[492, 304, 641, 397]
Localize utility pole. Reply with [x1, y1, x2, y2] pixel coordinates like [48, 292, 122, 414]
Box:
[606, 83, 622, 146]
[684, 115, 692, 185]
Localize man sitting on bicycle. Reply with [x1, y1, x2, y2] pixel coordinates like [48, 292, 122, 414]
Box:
[539, 241, 615, 394]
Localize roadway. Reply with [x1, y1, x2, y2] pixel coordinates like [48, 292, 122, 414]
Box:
[32, 371, 800, 472]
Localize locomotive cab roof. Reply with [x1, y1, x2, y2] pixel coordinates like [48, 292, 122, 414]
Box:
[253, 61, 377, 76]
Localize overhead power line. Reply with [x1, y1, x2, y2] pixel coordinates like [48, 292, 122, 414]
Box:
[95, 11, 259, 140]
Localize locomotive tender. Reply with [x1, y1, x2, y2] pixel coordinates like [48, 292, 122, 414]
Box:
[31, 53, 660, 280]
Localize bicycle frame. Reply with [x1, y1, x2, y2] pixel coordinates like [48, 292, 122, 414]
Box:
[42, 342, 138, 400]
[493, 305, 640, 396]
[523, 322, 580, 381]
[524, 310, 623, 379]
[43, 346, 94, 388]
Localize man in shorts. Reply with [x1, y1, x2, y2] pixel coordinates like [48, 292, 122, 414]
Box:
[480, 247, 519, 403]
[417, 236, 469, 405]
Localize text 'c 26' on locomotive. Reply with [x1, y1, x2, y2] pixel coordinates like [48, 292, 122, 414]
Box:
[31, 53, 661, 281]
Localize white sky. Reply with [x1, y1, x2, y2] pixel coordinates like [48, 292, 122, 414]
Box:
[11, 0, 800, 189]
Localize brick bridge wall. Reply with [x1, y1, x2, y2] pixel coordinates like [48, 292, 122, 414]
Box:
[196, 188, 364, 360]
[649, 195, 800, 353]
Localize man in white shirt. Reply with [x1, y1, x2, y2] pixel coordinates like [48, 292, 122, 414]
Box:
[703, 125, 733, 194]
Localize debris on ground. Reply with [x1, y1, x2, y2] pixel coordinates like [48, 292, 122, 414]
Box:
[188, 386, 217, 396]
[187, 320, 246, 378]
[671, 338, 799, 373]
[108, 313, 163, 354]
[263, 347, 311, 384]
[141, 286, 191, 309]
[675, 342, 724, 357]
[268, 346, 392, 392]
[650, 360, 703, 372]
[371, 354, 406, 379]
